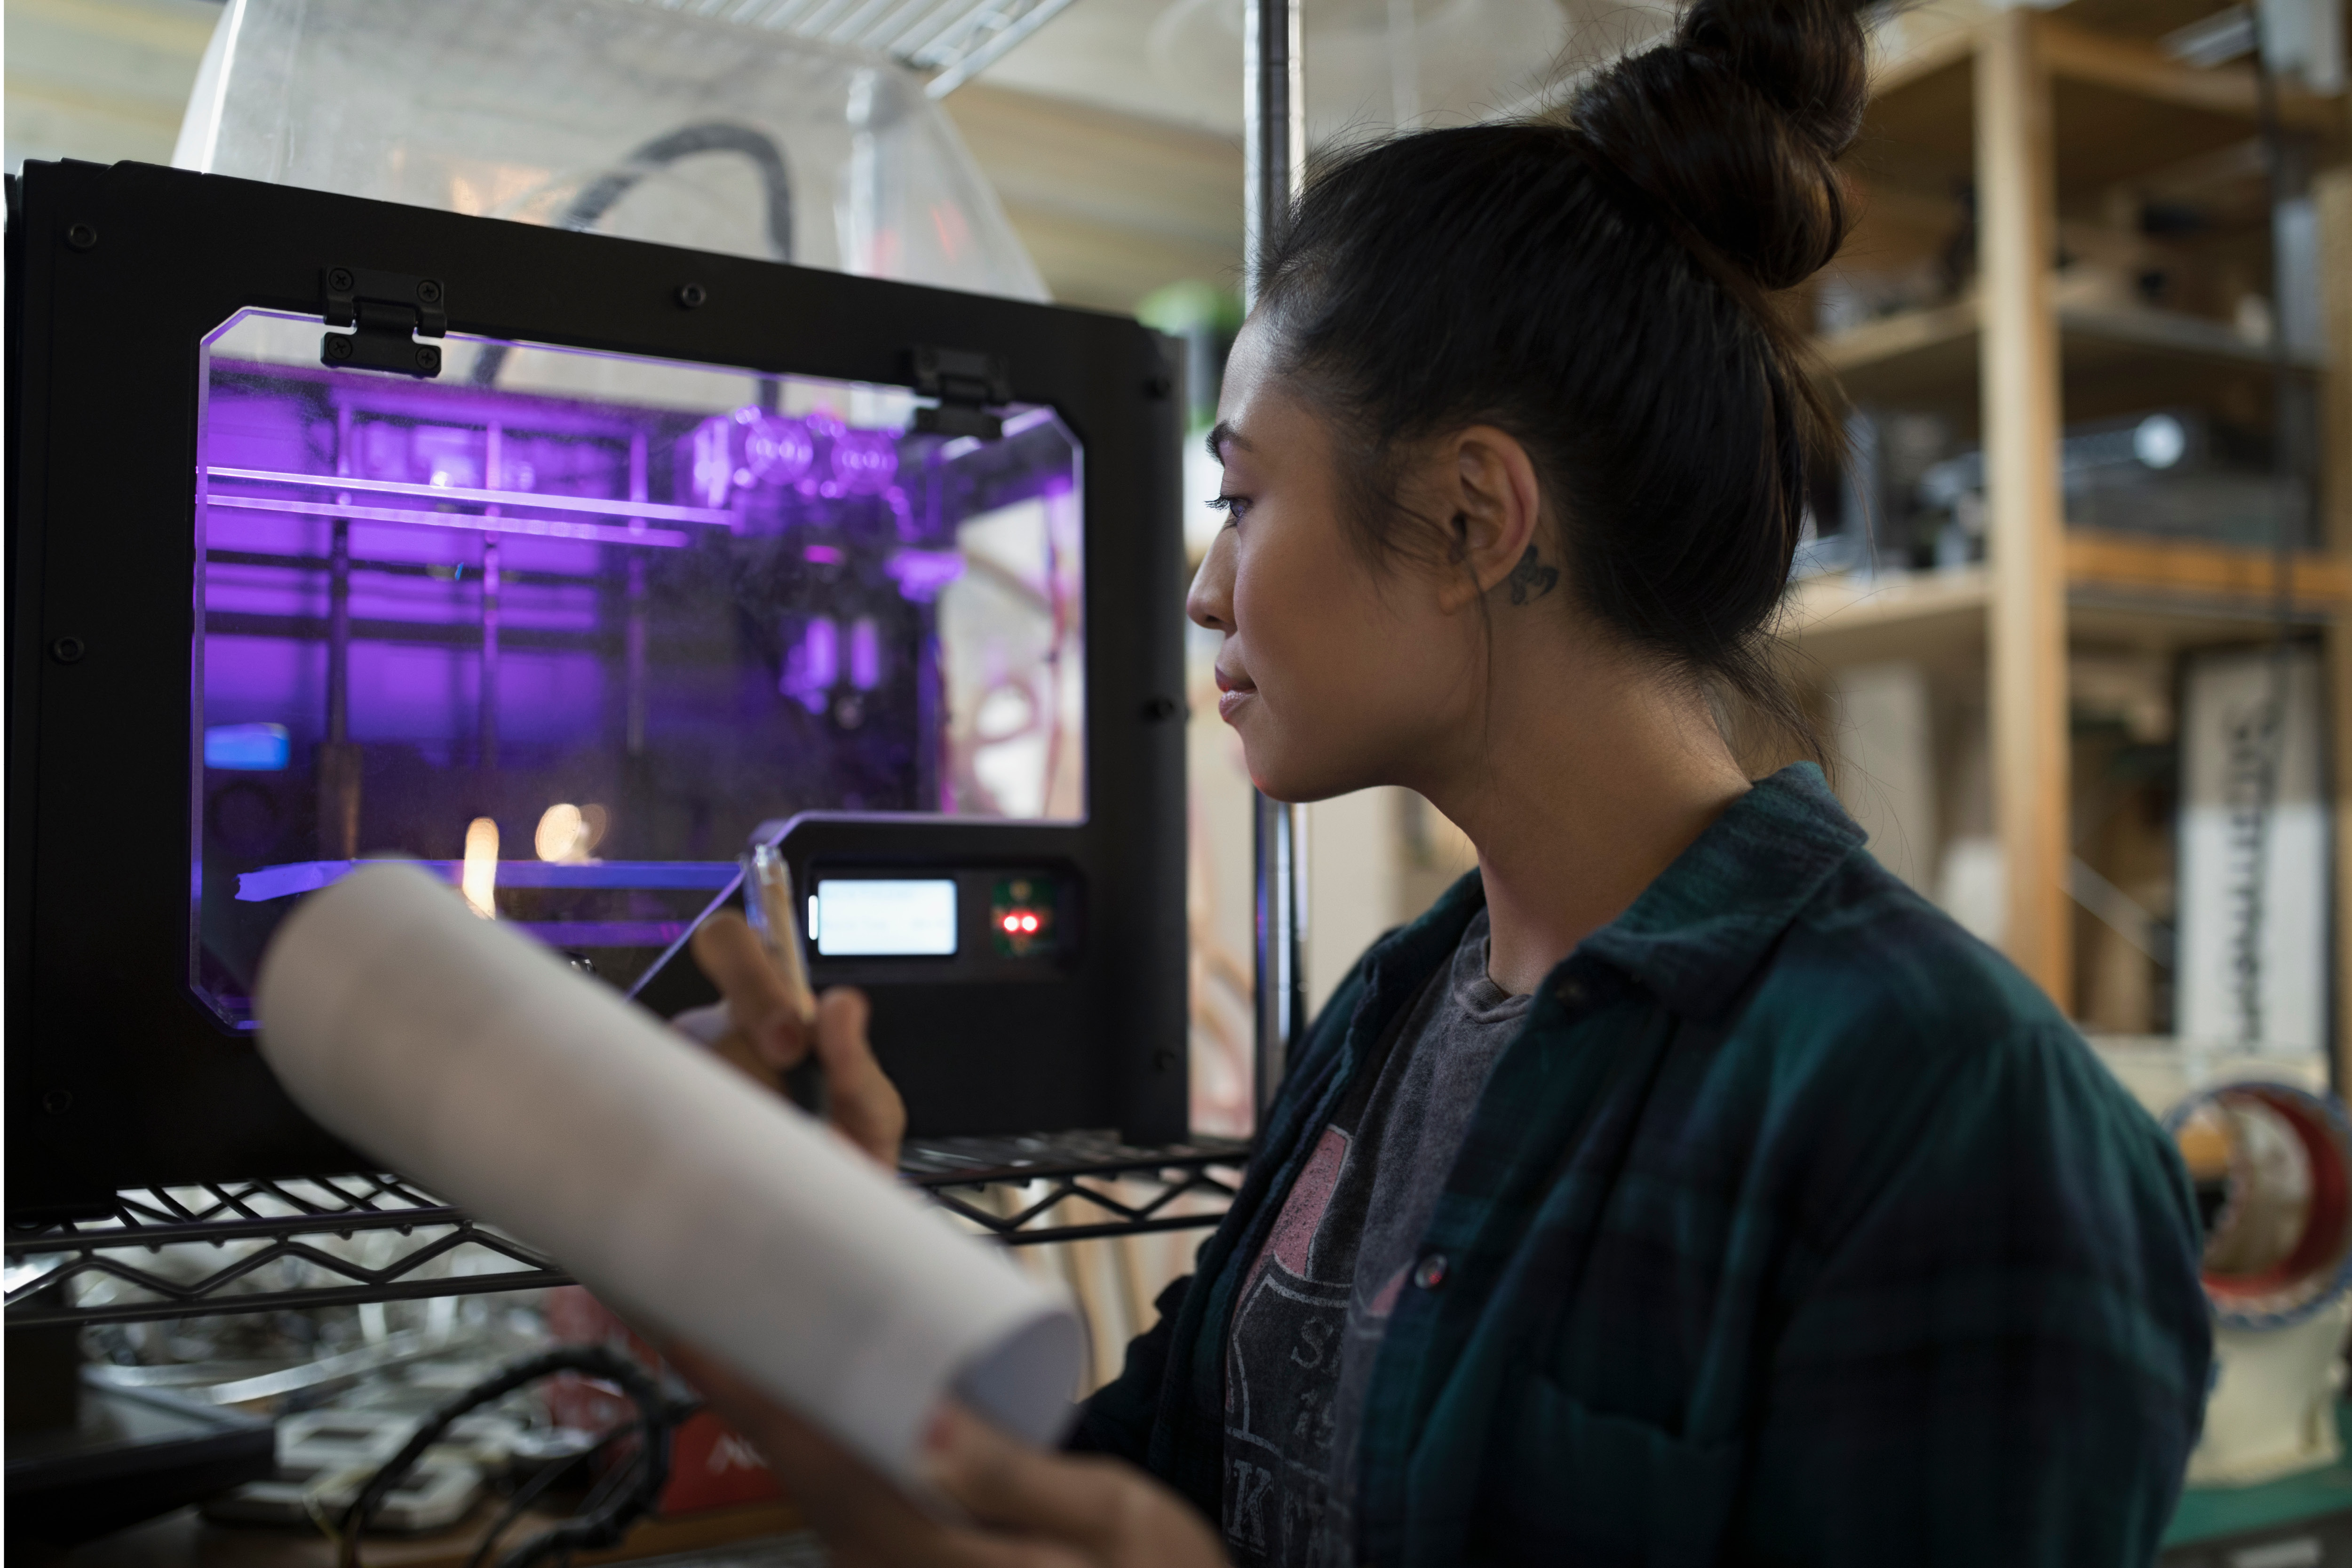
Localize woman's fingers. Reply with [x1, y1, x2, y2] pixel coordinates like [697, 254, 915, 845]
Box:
[927, 1405, 1122, 1542]
[663, 1340, 914, 1539]
[686, 921, 902, 1167]
[812, 986, 906, 1169]
[690, 912, 811, 1069]
[664, 1344, 1091, 1568]
[926, 1406, 1227, 1567]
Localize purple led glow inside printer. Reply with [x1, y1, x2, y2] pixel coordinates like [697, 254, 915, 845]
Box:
[190, 313, 1087, 1027]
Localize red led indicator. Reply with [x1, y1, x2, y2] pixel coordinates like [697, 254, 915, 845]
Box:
[990, 880, 1053, 956]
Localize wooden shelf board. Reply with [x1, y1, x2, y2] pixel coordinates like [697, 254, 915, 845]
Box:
[1868, 16, 1977, 102]
[1814, 299, 1983, 418]
[2066, 529, 2352, 607]
[2039, 18, 2344, 140]
[1815, 298, 2316, 425]
[1780, 565, 1988, 671]
[1816, 298, 1979, 374]
[2058, 306, 2321, 424]
[2060, 302, 2324, 370]
[1783, 534, 2352, 668]
[2067, 590, 2333, 652]
[1821, 297, 2316, 377]
[1849, 16, 2339, 201]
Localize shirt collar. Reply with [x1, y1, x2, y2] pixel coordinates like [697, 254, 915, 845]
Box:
[1365, 763, 1866, 1026]
[1578, 763, 1866, 1019]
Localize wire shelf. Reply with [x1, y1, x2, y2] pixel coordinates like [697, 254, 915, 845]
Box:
[5, 1136, 1248, 1329]
[902, 1131, 1249, 1244]
[3, 1176, 569, 1330]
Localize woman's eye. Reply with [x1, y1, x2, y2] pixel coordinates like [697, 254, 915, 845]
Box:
[1208, 494, 1248, 525]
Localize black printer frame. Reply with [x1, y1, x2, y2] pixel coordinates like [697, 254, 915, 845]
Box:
[7, 159, 1191, 1217]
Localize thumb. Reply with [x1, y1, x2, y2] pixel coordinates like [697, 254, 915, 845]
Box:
[691, 912, 812, 1069]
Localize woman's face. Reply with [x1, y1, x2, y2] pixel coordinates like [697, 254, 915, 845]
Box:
[1185, 318, 1485, 803]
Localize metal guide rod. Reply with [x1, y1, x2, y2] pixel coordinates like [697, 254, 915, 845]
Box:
[1244, 0, 1308, 1123]
[1242, 0, 1304, 293]
[1253, 794, 1307, 1119]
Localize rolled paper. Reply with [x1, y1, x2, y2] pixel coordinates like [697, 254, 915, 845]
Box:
[255, 861, 1081, 1487]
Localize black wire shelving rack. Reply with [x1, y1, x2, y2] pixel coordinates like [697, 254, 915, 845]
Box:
[4, 1134, 1248, 1329]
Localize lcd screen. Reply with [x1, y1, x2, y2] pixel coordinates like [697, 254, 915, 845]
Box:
[813, 879, 958, 957]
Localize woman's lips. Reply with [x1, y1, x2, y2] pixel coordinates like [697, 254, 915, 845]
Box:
[1214, 666, 1255, 722]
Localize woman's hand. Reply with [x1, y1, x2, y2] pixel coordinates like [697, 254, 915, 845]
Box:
[664, 1340, 1228, 1568]
[689, 911, 906, 1169]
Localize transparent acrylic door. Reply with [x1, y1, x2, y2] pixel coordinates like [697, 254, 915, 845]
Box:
[193, 313, 1082, 1026]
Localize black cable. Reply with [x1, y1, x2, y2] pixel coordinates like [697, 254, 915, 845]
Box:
[463, 1460, 575, 1568]
[470, 121, 795, 388]
[497, 1437, 642, 1568]
[564, 123, 795, 263]
[333, 1346, 677, 1568]
[486, 1398, 707, 1568]
[461, 1414, 657, 1568]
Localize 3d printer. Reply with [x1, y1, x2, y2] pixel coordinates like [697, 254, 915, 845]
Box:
[7, 159, 1188, 1212]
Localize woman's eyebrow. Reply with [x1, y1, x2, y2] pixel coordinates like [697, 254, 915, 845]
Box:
[1207, 421, 1252, 461]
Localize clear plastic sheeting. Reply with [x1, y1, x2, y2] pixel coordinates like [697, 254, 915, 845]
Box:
[173, 0, 1047, 300]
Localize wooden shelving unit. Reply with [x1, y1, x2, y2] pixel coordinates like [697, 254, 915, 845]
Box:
[1787, 536, 2352, 669]
[1793, 1, 2350, 1066]
[1820, 295, 2324, 420]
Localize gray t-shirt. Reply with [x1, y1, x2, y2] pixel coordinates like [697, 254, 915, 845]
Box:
[1220, 908, 1530, 1567]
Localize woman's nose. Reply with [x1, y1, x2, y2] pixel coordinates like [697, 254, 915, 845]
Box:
[1186, 528, 1235, 633]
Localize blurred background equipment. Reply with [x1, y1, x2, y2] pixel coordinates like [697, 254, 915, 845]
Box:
[2177, 646, 2329, 1060]
[2169, 1082, 2352, 1486]
[1781, 0, 2350, 1088]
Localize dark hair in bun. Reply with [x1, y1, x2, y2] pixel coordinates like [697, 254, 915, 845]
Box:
[1255, 0, 1870, 749]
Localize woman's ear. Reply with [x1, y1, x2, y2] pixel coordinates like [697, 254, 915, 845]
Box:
[1432, 425, 1548, 616]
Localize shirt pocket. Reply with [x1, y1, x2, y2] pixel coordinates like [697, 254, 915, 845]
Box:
[1475, 1367, 1746, 1568]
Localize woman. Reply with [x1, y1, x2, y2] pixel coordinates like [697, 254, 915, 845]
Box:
[675, 0, 2213, 1560]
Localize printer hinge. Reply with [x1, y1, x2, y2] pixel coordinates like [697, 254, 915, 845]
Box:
[909, 346, 1011, 440]
[320, 265, 447, 379]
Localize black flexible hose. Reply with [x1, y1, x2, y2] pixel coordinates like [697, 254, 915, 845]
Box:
[334, 1345, 678, 1568]
[461, 1414, 660, 1568]
[470, 121, 795, 387]
[564, 122, 795, 263]
[495, 1424, 662, 1568]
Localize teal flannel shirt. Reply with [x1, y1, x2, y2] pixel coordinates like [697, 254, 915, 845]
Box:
[1073, 764, 2210, 1567]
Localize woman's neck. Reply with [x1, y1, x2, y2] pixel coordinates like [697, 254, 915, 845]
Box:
[1420, 649, 1752, 997]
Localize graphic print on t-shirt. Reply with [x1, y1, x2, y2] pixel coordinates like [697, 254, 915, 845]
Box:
[1218, 908, 1532, 1568]
[1224, 1124, 1353, 1566]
